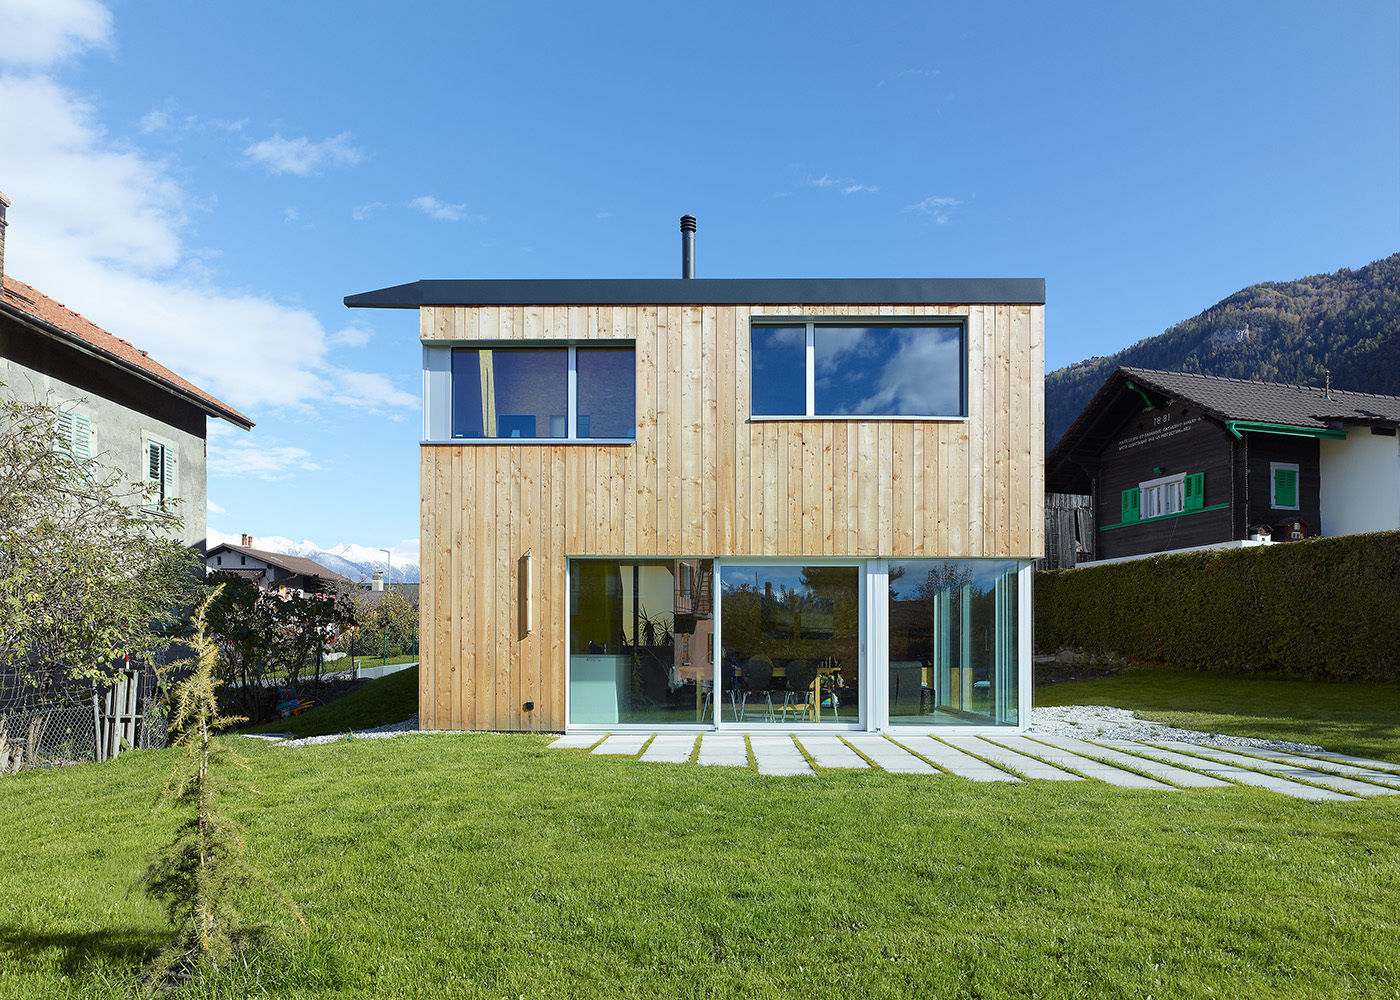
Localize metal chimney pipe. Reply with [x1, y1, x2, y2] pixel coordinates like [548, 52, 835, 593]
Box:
[680, 215, 696, 278]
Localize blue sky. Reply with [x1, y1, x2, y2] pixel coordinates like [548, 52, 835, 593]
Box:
[1, 0, 1396, 562]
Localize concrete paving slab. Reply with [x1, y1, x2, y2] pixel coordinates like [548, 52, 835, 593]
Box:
[550, 734, 602, 749]
[1039, 736, 1230, 788]
[590, 734, 648, 756]
[1128, 742, 1352, 801]
[640, 735, 698, 763]
[1210, 745, 1400, 787]
[845, 736, 937, 774]
[991, 735, 1172, 789]
[942, 736, 1082, 781]
[890, 736, 1020, 782]
[796, 735, 870, 769]
[1158, 742, 1395, 797]
[696, 734, 749, 768]
[750, 737, 813, 776]
[1277, 748, 1400, 776]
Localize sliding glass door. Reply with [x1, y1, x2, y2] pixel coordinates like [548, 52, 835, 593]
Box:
[716, 563, 863, 729]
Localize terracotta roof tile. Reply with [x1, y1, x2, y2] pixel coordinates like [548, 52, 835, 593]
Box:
[1, 274, 253, 429]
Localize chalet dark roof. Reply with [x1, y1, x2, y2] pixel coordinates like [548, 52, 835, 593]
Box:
[345, 277, 1045, 309]
[2, 275, 254, 430]
[1046, 367, 1400, 495]
[206, 543, 354, 587]
[1118, 368, 1400, 428]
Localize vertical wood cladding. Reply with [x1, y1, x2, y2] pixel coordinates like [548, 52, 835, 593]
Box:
[418, 303, 1044, 730]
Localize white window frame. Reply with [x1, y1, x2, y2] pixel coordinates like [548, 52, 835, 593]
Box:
[749, 317, 969, 421]
[1137, 472, 1186, 520]
[1270, 461, 1301, 510]
[421, 342, 636, 444]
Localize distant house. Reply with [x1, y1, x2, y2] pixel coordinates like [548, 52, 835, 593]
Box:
[206, 535, 354, 596]
[0, 192, 254, 553]
[1046, 367, 1400, 562]
[361, 572, 420, 606]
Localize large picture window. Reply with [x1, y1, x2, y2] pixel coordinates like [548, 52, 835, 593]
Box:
[750, 320, 966, 419]
[449, 344, 636, 441]
[568, 559, 714, 726]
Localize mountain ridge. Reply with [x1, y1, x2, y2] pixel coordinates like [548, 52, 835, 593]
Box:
[1046, 253, 1400, 449]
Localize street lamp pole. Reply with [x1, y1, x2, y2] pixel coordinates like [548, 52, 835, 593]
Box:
[380, 548, 392, 589]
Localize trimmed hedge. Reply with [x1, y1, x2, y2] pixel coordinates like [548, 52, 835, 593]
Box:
[1035, 530, 1400, 680]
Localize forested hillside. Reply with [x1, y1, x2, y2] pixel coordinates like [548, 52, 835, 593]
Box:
[1046, 254, 1400, 449]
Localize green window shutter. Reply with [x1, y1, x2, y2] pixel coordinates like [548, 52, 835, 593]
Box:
[147, 441, 162, 483]
[72, 414, 92, 463]
[1120, 488, 1140, 524]
[1274, 467, 1297, 508]
[1184, 472, 1204, 511]
[162, 445, 176, 507]
[54, 411, 75, 453]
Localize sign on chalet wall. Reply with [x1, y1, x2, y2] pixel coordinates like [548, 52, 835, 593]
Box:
[1114, 403, 1202, 455]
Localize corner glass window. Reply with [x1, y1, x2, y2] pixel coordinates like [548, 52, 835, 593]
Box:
[449, 345, 635, 440]
[886, 560, 1020, 727]
[568, 559, 714, 725]
[750, 320, 966, 419]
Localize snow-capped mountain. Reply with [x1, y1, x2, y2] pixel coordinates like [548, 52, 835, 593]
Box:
[209, 528, 420, 583]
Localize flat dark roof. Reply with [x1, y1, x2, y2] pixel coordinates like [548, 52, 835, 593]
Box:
[344, 277, 1045, 309]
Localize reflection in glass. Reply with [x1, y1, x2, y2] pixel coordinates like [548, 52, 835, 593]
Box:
[451, 347, 567, 439]
[719, 565, 859, 724]
[886, 560, 1019, 726]
[576, 347, 636, 439]
[814, 326, 963, 416]
[568, 559, 714, 725]
[750, 326, 807, 416]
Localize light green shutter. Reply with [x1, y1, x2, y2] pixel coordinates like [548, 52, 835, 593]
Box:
[72, 414, 92, 463]
[54, 411, 74, 453]
[1121, 488, 1140, 524]
[1184, 472, 1204, 511]
[162, 445, 176, 508]
[1274, 467, 1297, 508]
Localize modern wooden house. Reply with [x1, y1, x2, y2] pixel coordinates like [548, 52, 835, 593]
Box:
[1046, 367, 1400, 562]
[348, 228, 1044, 733]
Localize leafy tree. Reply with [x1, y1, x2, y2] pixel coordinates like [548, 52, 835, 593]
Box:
[340, 587, 417, 659]
[0, 390, 198, 695]
[139, 590, 300, 990]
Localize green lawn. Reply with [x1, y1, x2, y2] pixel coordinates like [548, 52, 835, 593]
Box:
[242, 666, 419, 738]
[1036, 667, 1400, 763]
[2, 726, 1400, 999]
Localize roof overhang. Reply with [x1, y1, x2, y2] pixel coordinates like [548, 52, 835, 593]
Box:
[0, 299, 255, 431]
[344, 277, 1046, 309]
[1225, 420, 1349, 440]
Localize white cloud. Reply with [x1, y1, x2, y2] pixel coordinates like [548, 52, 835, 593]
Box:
[207, 427, 323, 481]
[282, 206, 299, 223]
[806, 174, 879, 196]
[327, 325, 371, 349]
[0, 0, 111, 67]
[351, 201, 385, 221]
[243, 131, 363, 176]
[409, 195, 476, 222]
[137, 108, 171, 134]
[0, 72, 416, 416]
[206, 499, 226, 515]
[904, 195, 962, 224]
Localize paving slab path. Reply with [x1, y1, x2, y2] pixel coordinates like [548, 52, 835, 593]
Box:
[547, 732, 1397, 800]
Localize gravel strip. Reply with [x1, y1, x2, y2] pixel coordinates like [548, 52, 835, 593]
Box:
[1029, 705, 1322, 752]
[272, 714, 436, 747]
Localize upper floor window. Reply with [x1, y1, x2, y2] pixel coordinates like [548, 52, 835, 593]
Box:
[145, 438, 177, 511]
[750, 320, 966, 418]
[443, 344, 635, 441]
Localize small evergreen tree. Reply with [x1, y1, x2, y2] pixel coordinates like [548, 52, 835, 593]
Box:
[139, 591, 299, 990]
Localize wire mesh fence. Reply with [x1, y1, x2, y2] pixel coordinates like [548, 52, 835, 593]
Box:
[0, 663, 168, 773]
